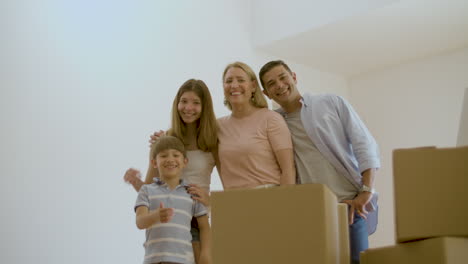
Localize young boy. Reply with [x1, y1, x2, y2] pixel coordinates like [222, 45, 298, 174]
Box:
[134, 136, 211, 264]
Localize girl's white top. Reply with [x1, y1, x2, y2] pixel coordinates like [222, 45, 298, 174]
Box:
[182, 150, 215, 192]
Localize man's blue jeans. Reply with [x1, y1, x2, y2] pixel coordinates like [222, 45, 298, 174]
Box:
[349, 214, 368, 264]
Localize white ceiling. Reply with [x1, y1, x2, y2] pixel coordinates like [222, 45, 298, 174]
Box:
[257, 0, 468, 77]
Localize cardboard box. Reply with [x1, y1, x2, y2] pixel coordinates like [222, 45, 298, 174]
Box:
[361, 237, 468, 264]
[337, 203, 350, 264]
[211, 184, 349, 264]
[393, 146, 468, 242]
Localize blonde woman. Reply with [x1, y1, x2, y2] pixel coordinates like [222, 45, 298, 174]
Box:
[217, 62, 295, 190]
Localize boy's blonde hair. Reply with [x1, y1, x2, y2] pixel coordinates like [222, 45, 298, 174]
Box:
[150, 136, 187, 160]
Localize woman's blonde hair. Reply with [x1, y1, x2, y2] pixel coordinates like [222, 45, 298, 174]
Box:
[222, 62, 268, 110]
[167, 79, 218, 152]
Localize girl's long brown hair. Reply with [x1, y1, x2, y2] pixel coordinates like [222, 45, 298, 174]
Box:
[167, 79, 218, 152]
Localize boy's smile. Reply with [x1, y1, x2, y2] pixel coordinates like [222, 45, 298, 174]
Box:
[154, 149, 187, 179]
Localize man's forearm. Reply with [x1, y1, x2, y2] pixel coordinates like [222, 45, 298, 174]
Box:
[361, 168, 376, 188]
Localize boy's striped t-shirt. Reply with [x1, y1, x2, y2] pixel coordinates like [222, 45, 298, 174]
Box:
[135, 179, 207, 264]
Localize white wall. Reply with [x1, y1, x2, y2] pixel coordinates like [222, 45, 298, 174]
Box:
[0, 0, 259, 263]
[7, 0, 461, 261]
[457, 88, 468, 146]
[348, 47, 468, 247]
[290, 62, 349, 97]
[252, 0, 398, 47]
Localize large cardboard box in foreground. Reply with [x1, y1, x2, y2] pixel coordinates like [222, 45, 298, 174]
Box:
[337, 203, 350, 264]
[393, 146, 468, 243]
[361, 237, 468, 264]
[211, 184, 349, 264]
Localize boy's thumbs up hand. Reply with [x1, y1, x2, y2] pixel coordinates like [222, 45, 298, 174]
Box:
[158, 202, 174, 223]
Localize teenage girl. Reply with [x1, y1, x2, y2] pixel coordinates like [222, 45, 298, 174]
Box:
[124, 79, 219, 263]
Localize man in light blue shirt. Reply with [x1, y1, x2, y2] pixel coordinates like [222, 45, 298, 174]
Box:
[259, 60, 381, 264]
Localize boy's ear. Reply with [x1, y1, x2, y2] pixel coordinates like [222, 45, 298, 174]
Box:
[263, 89, 270, 99]
[183, 157, 188, 166]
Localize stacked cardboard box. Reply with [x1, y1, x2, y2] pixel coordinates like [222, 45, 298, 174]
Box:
[211, 184, 350, 264]
[361, 146, 468, 264]
[361, 237, 468, 264]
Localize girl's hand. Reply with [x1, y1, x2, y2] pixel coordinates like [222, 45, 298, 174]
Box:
[123, 168, 142, 185]
[149, 130, 165, 146]
[187, 184, 211, 207]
